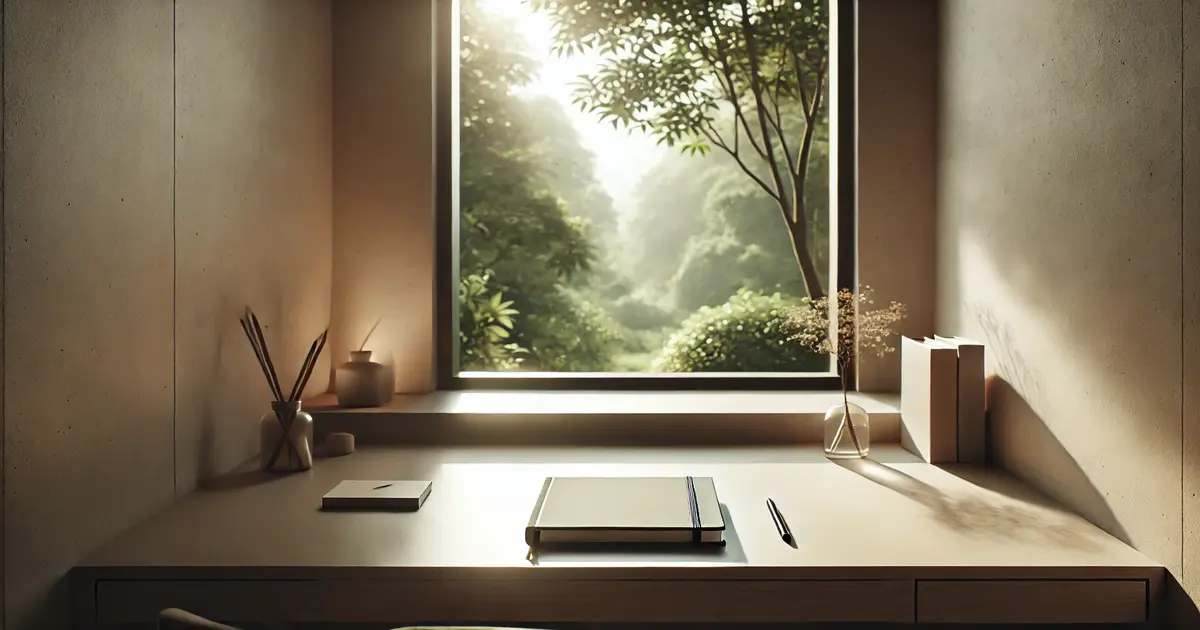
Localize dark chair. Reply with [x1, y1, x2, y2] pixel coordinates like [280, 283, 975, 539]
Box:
[158, 609, 241, 630]
[158, 608, 544, 630]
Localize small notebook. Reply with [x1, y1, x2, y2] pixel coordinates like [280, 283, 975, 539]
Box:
[321, 480, 432, 511]
[525, 476, 725, 546]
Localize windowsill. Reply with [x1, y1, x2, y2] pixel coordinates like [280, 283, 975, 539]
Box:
[307, 391, 900, 447]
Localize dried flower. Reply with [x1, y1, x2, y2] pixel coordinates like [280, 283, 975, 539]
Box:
[785, 285, 906, 381]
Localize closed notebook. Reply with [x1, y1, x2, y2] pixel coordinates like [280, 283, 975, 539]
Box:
[321, 480, 432, 511]
[934, 335, 986, 464]
[901, 336, 959, 464]
[525, 476, 725, 546]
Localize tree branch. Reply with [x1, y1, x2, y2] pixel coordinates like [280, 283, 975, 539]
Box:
[794, 53, 812, 123]
[697, 4, 771, 164]
[763, 77, 797, 185]
[735, 0, 791, 214]
[701, 125, 780, 204]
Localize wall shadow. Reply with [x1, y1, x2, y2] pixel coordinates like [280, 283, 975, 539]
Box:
[835, 457, 1098, 551]
[984, 376, 1132, 546]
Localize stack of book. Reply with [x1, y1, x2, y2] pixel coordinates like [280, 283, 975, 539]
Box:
[900, 335, 986, 464]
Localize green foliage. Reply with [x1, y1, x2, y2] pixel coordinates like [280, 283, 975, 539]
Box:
[520, 97, 619, 243]
[608, 294, 676, 331]
[653, 290, 828, 373]
[457, 0, 617, 372]
[533, 0, 832, 300]
[624, 152, 718, 289]
[458, 273, 528, 371]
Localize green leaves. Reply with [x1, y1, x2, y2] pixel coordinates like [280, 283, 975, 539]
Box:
[459, 274, 529, 370]
[652, 289, 827, 373]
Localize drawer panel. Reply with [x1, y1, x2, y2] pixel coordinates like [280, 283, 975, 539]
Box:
[96, 580, 320, 625]
[323, 579, 915, 624]
[917, 579, 1147, 624]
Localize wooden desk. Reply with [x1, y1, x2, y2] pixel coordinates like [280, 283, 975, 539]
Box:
[73, 445, 1162, 628]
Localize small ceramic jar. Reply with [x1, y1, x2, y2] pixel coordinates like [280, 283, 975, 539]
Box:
[335, 350, 394, 408]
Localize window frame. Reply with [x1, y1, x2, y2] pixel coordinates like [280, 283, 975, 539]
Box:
[434, 0, 857, 391]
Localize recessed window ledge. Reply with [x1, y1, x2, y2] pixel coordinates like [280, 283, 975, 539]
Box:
[308, 391, 900, 446]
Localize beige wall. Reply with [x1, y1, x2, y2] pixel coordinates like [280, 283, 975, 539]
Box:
[1, 1, 333, 628]
[856, 0, 939, 392]
[1185, 0, 1200, 611]
[937, 0, 1192, 617]
[3, 3, 175, 628]
[173, 0, 332, 494]
[331, 0, 435, 394]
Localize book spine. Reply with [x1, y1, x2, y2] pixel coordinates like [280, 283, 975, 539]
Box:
[957, 344, 986, 464]
[525, 477, 554, 547]
[685, 476, 701, 544]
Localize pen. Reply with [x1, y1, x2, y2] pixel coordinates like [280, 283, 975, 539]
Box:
[767, 498, 792, 544]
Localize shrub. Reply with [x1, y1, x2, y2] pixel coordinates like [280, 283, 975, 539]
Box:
[653, 289, 827, 373]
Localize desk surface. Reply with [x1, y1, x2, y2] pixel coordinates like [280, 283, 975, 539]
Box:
[78, 444, 1158, 580]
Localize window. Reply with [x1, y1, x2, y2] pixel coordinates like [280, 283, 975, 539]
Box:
[436, 0, 854, 389]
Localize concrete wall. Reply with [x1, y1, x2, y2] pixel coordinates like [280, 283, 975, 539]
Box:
[856, 0, 939, 392]
[1185, 0, 1200, 613]
[937, 0, 1193, 617]
[1, 1, 332, 628]
[330, 0, 435, 394]
[173, 0, 332, 494]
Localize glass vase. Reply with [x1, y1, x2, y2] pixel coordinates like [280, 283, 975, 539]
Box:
[824, 401, 869, 459]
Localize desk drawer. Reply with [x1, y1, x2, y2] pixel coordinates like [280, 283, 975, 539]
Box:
[96, 580, 321, 626]
[324, 579, 914, 624]
[916, 579, 1147, 624]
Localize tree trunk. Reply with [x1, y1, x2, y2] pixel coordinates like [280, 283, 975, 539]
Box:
[785, 219, 825, 300]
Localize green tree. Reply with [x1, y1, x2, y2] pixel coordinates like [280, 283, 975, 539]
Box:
[458, 0, 616, 371]
[533, 0, 831, 300]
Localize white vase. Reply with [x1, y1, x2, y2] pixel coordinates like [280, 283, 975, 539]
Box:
[824, 401, 869, 459]
[259, 401, 313, 472]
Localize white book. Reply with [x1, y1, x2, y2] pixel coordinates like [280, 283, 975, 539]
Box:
[935, 335, 987, 464]
[901, 337, 959, 463]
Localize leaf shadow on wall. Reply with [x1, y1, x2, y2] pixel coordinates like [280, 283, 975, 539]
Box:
[937, 0, 1184, 574]
[972, 305, 1131, 547]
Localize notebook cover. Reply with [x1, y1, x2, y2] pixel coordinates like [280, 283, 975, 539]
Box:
[321, 480, 432, 511]
[525, 476, 724, 547]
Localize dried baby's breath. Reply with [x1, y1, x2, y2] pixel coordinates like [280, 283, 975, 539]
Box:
[785, 285, 906, 377]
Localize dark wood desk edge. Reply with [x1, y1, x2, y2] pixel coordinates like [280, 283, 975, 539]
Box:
[71, 565, 1166, 629]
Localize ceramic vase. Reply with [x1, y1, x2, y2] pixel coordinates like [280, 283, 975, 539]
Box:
[336, 350, 394, 408]
[824, 401, 869, 459]
[260, 400, 314, 472]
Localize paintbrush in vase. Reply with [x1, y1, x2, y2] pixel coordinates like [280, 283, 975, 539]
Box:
[241, 307, 328, 467]
[263, 324, 328, 470]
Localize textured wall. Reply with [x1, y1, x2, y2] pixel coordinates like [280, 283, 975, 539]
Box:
[1185, 0, 1200, 609]
[331, 0, 436, 394]
[173, 0, 332, 494]
[2, 2, 175, 628]
[2, 1, 333, 628]
[856, 0, 939, 392]
[938, 0, 1184, 600]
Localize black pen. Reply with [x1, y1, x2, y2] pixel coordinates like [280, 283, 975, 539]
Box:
[767, 498, 792, 544]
